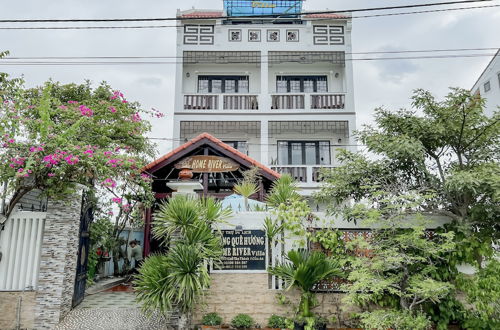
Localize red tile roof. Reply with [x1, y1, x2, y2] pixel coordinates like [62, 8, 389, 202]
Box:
[179, 11, 223, 18]
[142, 132, 281, 179]
[304, 13, 349, 19]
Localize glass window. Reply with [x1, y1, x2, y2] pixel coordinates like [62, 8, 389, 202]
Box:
[198, 79, 209, 93]
[197, 76, 249, 93]
[484, 81, 491, 92]
[303, 79, 314, 93]
[277, 141, 331, 165]
[278, 141, 288, 164]
[275, 76, 328, 93]
[212, 80, 222, 93]
[223, 141, 248, 155]
[225, 80, 236, 93]
[277, 78, 288, 93]
[238, 79, 249, 93]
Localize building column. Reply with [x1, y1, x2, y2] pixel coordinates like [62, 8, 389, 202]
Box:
[34, 187, 84, 329]
[260, 120, 269, 166]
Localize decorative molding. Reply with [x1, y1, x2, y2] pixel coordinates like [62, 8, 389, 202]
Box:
[313, 25, 345, 45]
[286, 29, 299, 42]
[248, 29, 261, 42]
[267, 29, 280, 42]
[228, 29, 242, 42]
[183, 25, 214, 45]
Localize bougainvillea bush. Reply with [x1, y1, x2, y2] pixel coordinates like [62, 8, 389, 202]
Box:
[0, 61, 158, 221]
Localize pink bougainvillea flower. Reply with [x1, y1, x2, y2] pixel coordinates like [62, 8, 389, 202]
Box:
[48, 173, 55, 177]
[84, 149, 94, 157]
[109, 106, 117, 113]
[111, 197, 122, 204]
[102, 178, 117, 188]
[68, 100, 79, 104]
[78, 105, 93, 117]
[64, 155, 79, 165]
[131, 113, 141, 122]
[59, 105, 68, 110]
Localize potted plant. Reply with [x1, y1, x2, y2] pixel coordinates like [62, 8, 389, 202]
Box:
[201, 312, 223, 329]
[231, 314, 255, 329]
[266, 315, 287, 330]
[269, 250, 342, 330]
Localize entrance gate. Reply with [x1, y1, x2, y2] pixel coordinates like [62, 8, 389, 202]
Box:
[72, 193, 93, 308]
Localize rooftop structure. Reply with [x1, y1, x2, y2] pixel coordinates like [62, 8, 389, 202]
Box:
[472, 49, 500, 117]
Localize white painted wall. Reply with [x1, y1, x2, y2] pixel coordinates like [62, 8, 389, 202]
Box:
[472, 50, 500, 117]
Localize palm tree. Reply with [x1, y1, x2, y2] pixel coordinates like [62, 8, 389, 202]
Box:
[135, 195, 228, 329]
[266, 174, 301, 208]
[269, 250, 342, 321]
[233, 181, 259, 211]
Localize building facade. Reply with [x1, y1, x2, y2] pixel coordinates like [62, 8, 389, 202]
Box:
[172, 0, 356, 195]
[472, 49, 500, 117]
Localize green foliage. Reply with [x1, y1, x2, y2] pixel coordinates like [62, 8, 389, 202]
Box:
[457, 260, 500, 329]
[234, 167, 260, 211]
[269, 250, 342, 318]
[0, 74, 156, 221]
[310, 229, 347, 258]
[263, 216, 284, 242]
[358, 310, 431, 330]
[266, 174, 300, 208]
[267, 314, 287, 328]
[344, 220, 456, 312]
[230, 314, 254, 329]
[135, 194, 226, 323]
[86, 217, 114, 284]
[201, 312, 223, 326]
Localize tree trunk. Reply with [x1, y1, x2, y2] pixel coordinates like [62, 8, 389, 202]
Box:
[177, 312, 190, 330]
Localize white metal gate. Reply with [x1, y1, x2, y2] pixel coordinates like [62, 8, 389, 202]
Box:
[0, 211, 46, 291]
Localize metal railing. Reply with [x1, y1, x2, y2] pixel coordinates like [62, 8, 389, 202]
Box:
[271, 93, 346, 110]
[311, 94, 345, 109]
[184, 94, 218, 110]
[223, 94, 259, 110]
[271, 165, 336, 184]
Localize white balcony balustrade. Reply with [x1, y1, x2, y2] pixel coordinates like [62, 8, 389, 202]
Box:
[271, 93, 346, 110]
[271, 165, 336, 185]
[184, 94, 259, 110]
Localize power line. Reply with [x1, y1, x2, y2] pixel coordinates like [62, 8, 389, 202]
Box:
[0, 0, 492, 23]
[3, 48, 499, 60]
[0, 53, 498, 66]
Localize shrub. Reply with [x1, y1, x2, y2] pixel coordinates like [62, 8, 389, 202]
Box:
[267, 314, 287, 328]
[201, 312, 223, 326]
[231, 314, 254, 329]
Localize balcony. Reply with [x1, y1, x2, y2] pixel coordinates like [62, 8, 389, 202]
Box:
[271, 93, 346, 110]
[271, 165, 336, 185]
[184, 94, 259, 110]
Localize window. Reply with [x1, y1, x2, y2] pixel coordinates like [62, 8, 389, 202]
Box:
[223, 141, 248, 155]
[198, 76, 249, 93]
[276, 76, 328, 93]
[277, 141, 331, 165]
[484, 81, 491, 92]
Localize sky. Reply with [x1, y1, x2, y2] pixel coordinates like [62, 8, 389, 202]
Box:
[1, 0, 499, 156]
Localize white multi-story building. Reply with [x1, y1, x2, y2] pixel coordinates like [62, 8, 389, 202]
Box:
[472, 49, 500, 117]
[172, 1, 356, 194]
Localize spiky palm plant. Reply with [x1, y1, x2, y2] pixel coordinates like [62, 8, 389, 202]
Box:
[233, 181, 259, 211]
[136, 194, 227, 329]
[266, 174, 300, 208]
[269, 249, 342, 318]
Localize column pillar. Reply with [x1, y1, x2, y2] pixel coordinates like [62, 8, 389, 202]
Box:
[34, 187, 84, 329]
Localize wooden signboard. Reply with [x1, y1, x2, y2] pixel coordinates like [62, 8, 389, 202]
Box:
[214, 230, 266, 271]
[175, 155, 240, 173]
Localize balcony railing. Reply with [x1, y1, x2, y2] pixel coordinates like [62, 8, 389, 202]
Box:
[311, 94, 345, 109]
[184, 95, 218, 110]
[184, 94, 259, 110]
[271, 94, 305, 110]
[271, 165, 336, 184]
[271, 93, 346, 110]
[223, 95, 259, 110]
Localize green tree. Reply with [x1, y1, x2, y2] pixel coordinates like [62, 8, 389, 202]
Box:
[269, 249, 342, 328]
[134, 195, 229, 329]
[316, 88, 499, 328]
[317, 88, 499, 265]
[0, 75, 158, 221]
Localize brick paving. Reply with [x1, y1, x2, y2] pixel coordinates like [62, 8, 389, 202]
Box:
[55, 288, 175, 330]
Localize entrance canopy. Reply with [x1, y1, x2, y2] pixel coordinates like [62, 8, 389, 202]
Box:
[142, 133, 280, 200]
